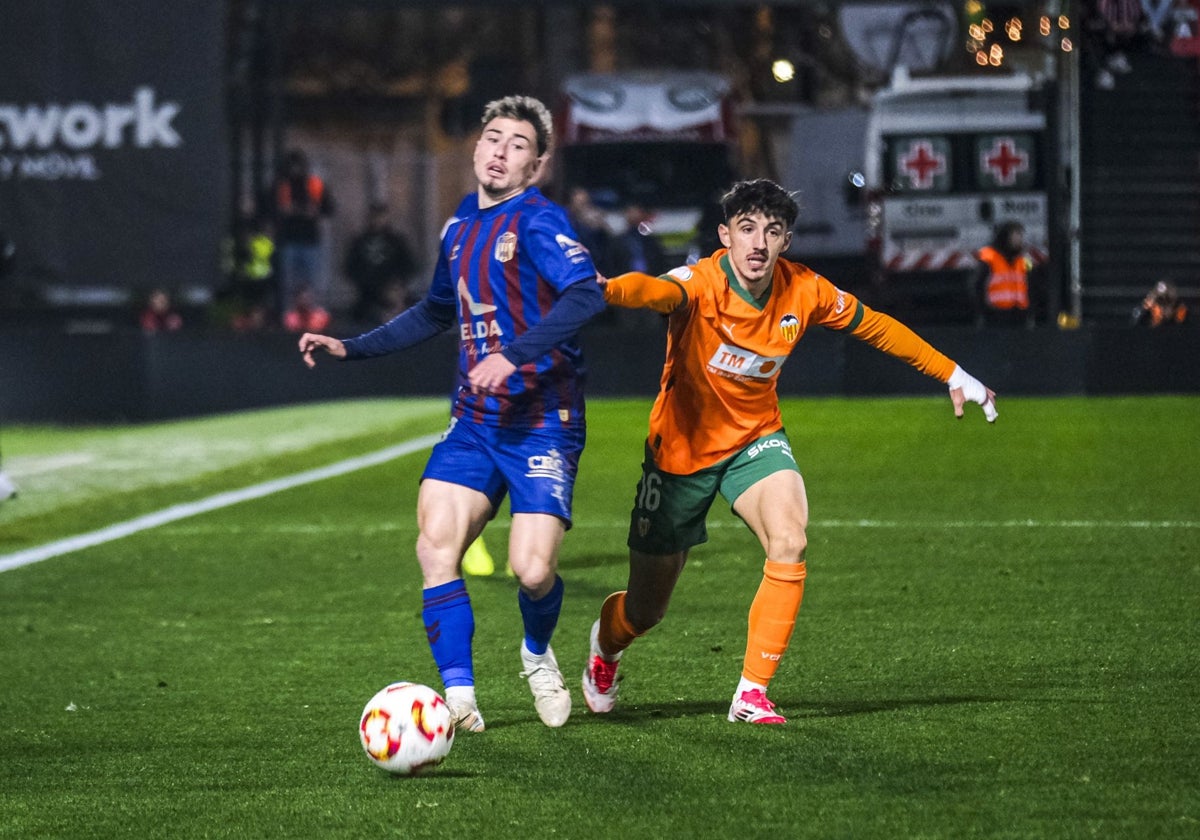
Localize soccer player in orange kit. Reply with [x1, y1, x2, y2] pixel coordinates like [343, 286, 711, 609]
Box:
[581, 179, 997, 724]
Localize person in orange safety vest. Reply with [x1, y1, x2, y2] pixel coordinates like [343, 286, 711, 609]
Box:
[975, 221, 1034, 328]
[271, 149, 335, 321]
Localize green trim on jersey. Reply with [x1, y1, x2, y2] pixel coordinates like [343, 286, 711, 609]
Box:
[841, 299, 865, 332]
[720, 253, 772, 311]
[653, 274, 690, 310]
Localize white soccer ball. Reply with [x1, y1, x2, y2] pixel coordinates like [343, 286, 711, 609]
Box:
[358, 682, 455, 775]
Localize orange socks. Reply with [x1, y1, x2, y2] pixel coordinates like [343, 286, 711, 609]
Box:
[597, 591, 641, 657]
[742, 559, 806, 686]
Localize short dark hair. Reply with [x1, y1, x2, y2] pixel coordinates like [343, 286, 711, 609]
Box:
[720, 179, 799, 229]
[480, 95, 553, 157]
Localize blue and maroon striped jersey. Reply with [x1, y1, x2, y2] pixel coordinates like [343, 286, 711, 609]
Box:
[426, 186, 600, 429]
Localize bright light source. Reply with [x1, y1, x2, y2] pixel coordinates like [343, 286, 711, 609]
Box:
[1006, 17, 1022, 41]
[1058, 15, 1070, 29]
[1040, 15, 1052, 36]
[772, 59, 795, 83]
[1060, 37, 1073, 51]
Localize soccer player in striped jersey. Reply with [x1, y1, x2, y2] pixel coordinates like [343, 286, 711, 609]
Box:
[300, 96, 605, 731]
[581, 179, 997, 724]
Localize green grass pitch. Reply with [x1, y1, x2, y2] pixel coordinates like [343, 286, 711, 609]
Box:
[1, 396, 1197, 838]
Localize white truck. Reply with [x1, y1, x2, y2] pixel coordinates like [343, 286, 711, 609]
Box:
[862, 68, 1050, 315]
[555, 71, 738, 263]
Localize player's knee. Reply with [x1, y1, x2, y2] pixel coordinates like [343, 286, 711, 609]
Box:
[416, 532, 462, 586]
[624, 598, 669, 634]
[510, 555, 557, 597]
[768, 528, 807, 564]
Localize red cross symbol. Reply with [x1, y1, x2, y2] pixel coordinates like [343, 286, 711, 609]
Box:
[900, 141, 946, 189]
[982, 138, 1029, 186]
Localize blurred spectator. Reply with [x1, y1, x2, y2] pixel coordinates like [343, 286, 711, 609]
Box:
[974, 221, 1035, 329]
[283, 285, 331, 333]
[1084, 0, 1143, 89]
[608, 203, 665, 276]
[1132, 280, 1189, 327]
[343, 202, 419, 325]
[269, 149, 335, 318]
[139, 288, 184, 333]
[566, 187, 612, 272]
[219, 212, 277, 332]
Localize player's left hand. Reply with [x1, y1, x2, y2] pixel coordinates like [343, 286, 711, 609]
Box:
[468, 353, 517, 394]
[948, 365, 998, 423]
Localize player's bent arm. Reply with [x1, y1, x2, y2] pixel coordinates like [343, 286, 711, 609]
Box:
[603, 272, 686, 314]
[500, 279, 606, 367]
[341, 297, 457, 360]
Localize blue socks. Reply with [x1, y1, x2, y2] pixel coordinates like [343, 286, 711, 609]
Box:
[518, 575, 564, 656]
[422, 575, 564, 686]
[422, 579, 475, 688]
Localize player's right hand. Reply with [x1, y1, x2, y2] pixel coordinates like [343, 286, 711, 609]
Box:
[947, 365, 998, 423]
[298, 333, 346, 368]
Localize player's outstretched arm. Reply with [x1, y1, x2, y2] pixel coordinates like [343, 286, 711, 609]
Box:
[603, 271, 686, 313]
[298, 333, 346, 368]
[947, 365, 998, 422]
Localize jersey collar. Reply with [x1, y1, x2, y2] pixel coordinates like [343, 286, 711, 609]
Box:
[720, 252, 773, 311]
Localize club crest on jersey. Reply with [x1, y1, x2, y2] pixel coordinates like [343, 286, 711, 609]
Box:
[779, 314, 800, 343]
[494, 231, 517, 262]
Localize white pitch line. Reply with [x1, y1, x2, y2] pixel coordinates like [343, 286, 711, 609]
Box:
[0, 432, 442, 574]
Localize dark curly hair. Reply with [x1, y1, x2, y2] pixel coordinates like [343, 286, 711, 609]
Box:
[720, 179, 799, 229]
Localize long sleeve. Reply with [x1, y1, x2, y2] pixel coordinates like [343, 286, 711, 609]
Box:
[848, 305, 957, 382]
[341, 297, 457, 360]
[500, 279, 606, 367]
[603, 272, 687, 313]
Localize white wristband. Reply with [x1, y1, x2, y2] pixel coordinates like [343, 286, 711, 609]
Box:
[948, 365, 998, 422]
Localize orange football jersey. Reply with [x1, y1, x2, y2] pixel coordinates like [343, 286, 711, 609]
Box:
[605, 250, 956, 474]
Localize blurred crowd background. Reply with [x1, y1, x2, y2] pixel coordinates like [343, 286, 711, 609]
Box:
[0, 0, 1197, 336]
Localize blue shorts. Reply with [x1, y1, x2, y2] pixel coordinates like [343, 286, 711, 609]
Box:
[421, 417, 585, 527]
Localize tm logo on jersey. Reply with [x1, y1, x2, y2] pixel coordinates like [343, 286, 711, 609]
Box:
[707, 342, 788, 381]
